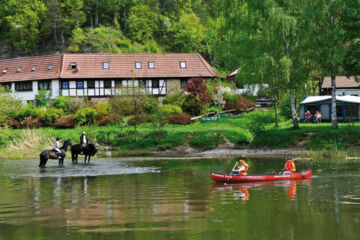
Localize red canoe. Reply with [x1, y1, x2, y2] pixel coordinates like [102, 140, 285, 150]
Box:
[211, 170, 312, 183]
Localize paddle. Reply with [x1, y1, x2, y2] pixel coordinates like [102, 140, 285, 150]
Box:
[230, 162, 238, 175]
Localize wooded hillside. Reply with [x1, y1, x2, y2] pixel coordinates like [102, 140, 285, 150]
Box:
[0, 0, 358, 78]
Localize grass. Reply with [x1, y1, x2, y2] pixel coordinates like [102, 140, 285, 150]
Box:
[1, 110, 360, 159]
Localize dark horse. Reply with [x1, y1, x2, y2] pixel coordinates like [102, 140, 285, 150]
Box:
[39, 139, 72, 167]
[71, 143, 97, 164]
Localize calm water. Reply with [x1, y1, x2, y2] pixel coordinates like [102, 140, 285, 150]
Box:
[0, 157, 359, 240]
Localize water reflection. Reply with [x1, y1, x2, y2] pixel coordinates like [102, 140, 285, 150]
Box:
[212, 179, 312, 201]
[0, 158, 360, 240]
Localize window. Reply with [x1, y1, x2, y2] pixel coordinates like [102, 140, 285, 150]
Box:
[346, 104, 357, 119]
[2, 67, 8, 74]
[115, 80, 122, 88]
[181, 80, 187, 88]
[139, 80, 146, 88]
[87, 80, 95, 89]
[152, 79, 159, 88]
[48, 64, 53, 70]
[38, 81, 51, 90]
[17, 66, 22, 73]
[77, 81, 84, 89]
[336, 105, 344, 117]
[1, 83, 11, 90]
[31, 65, 37, 72]
[61, 81, 69, 89]
[104, 80, 112, 88]
[70, 62, 77, 70]
[15, 81, 32, 91]
[180, 61, 187, 69]
[135, 62, 142, 69]
[103, 62, 109, 69]
[148, 61, 155, 69]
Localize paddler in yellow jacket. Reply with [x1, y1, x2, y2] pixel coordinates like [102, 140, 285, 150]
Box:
[233, 160, 249, 175]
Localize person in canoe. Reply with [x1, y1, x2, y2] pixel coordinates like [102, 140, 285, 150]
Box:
[232, 160, 249, 175]
[283, 157, 296, 174]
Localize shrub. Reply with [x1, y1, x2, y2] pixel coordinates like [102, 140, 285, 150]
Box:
[52, 96, 72, 112]
[68, 97, 88, 114]
[97, 114, 123, 126]
[20, 118, 42, 129]
[54, 115, 75, 128]
[35, 88, 52, 107]
[208, 106, 222, 114]
[40, 108, 65, 126]
[0, 86, 22, 127]
[224, 95, 255, 111]
[162, 92, 186, 108]
[166, 113, 192, 125]
[159, 104, 182, 116]
[183, 77, 212, 115]
[128, 115, 151, 126]
[144, 97, 159, 114]
[93, 101, 111, 120]
[15, 106, 45, 121]
[74, 108, 97, 125]
[12, 118, 42, 129]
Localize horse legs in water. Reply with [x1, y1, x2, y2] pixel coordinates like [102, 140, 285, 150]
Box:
[39, 155, 48, 168]
[59, 157, 64, 166]
[72, 153, 78, 164]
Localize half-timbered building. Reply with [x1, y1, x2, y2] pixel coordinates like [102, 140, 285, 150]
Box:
[0, 53, 218, 102]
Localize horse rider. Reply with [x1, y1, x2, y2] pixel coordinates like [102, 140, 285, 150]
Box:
[283, 157, 296, 174]
[80, 132, 89, 154]
[53, 137, 62, 159]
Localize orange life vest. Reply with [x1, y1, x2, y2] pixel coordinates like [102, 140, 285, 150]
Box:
[239, 162, 249, 175]
[284, 160, 296, 173]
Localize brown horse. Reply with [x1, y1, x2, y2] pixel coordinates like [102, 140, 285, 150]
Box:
[39, 139, 72, 167]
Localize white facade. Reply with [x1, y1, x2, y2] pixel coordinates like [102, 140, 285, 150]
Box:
[7, 79, 167, 102]
[9, 80, 60, 103]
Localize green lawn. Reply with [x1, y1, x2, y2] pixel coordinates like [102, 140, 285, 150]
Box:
[1, 111, 360, 159]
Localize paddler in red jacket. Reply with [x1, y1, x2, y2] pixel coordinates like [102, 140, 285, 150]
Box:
[283, 158, 296, 174]
[235, 160, 249, 176]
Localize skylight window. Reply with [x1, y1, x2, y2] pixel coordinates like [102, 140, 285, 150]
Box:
[31, 65, 37, 72]
[70, 62, 77, 70]
[135, 62, 142, 69]
[148, 61, 155, 69]
[2, 67, 8, 74]
[17, 66, 22, 73]
[103, 62, 109, 69]
[180, 61, 187, 69]
[48, 64, 53, 70]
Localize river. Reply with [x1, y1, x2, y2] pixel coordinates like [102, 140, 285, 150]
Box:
[0, 157, 359, 240]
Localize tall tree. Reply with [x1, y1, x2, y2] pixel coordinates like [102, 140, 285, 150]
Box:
[304, 0, 357, 128]
[0, 0, 47, 54]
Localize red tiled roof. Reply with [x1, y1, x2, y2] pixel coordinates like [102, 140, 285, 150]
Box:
[0, 55, 62, 83]
[322, 76, 360, 89]
[60, 53, 218, 79]
[0, 53, 218, 83]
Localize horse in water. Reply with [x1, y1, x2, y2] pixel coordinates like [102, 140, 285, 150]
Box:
[39, 139, 72, 167]
[71, 143, 97, 164]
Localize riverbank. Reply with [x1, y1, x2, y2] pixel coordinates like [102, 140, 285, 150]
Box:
[1, 113, 360, 160]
